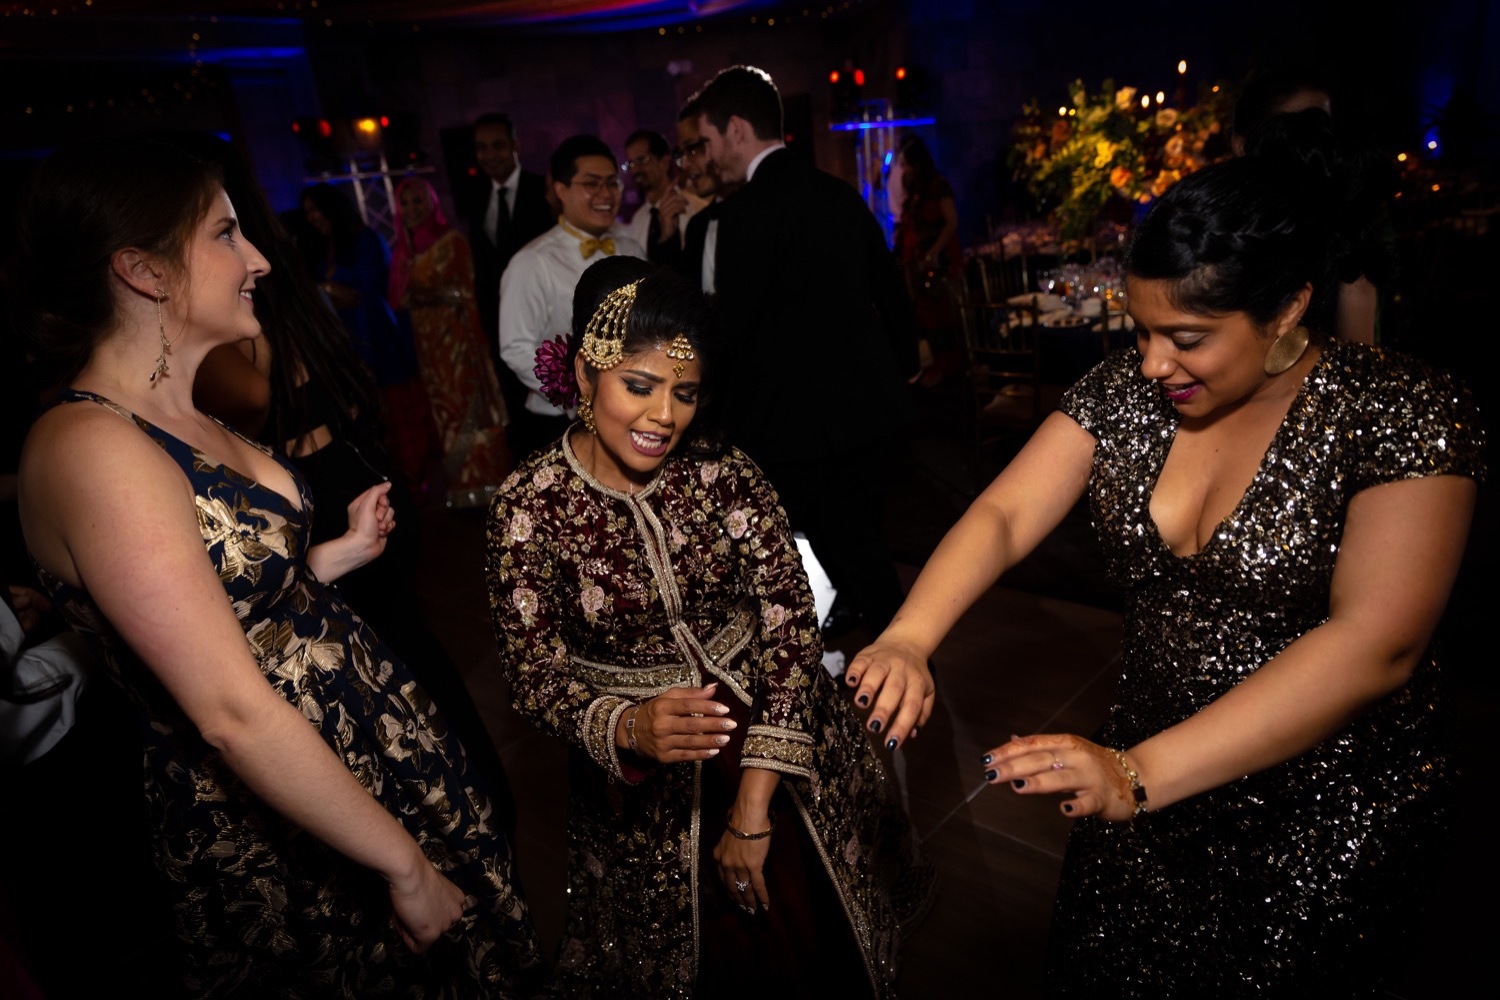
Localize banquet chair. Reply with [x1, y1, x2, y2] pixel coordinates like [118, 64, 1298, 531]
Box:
[960, 298, 1055, 460]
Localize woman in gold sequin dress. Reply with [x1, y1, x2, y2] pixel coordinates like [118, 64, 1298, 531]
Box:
[847, 156, 1483, 995]
[486, 258, 934, 998]
[13, 138, 541, 997]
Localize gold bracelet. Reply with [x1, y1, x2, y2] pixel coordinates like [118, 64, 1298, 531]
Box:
[1109, 748, 1148, 817]
[725, 810, 776, 840]
[624, 704, 640, 752]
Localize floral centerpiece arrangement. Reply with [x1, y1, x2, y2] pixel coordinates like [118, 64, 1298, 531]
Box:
[1010, 79, 1235, 239]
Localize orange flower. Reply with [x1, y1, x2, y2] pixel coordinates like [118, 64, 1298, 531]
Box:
[1109, 165, 1133, 190]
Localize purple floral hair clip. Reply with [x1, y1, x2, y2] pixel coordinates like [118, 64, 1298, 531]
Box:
[534, 335, 580, 409]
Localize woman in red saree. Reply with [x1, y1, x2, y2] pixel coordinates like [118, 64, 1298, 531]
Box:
[390, 178, 512, 507]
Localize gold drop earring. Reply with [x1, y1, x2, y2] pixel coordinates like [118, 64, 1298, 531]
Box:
[148, 290, 177, 384]
[1263, 324, 1310, 376]
[578, 395, 596, 434]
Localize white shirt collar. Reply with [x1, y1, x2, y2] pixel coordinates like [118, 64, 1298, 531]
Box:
[746, 143, 786, 183]
[493, 160, 523, 197]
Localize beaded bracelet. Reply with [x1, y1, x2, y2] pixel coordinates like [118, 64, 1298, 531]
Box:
[1109, 748, 1149, 817]
[725, 810, 777, 840]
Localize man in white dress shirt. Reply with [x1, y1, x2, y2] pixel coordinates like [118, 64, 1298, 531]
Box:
[499, 135, 645, 458]
[621, 129, 689, 265]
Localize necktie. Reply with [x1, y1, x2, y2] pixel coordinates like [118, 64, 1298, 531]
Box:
[647, 206, 661, 247]
[484, 185, 500, 244]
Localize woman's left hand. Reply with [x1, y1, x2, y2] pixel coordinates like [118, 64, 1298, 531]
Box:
[309, 481, 395, 582]
[713, 823, 772, 915]
[981, 733, 1139, 822]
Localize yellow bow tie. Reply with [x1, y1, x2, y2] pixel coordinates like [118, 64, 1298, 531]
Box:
[578, 236, 615, 260]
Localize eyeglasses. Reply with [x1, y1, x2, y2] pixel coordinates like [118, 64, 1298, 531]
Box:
[620, 154, 657, 173]
[569, 175, 622, 194]
[674, 139, 707, 168]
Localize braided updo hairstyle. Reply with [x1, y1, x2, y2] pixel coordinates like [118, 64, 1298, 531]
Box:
[11, 137, 222, 383]
[1124, 133, 1365, 335]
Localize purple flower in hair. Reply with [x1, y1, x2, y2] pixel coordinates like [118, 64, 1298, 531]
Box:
[534, 335, 579, 409]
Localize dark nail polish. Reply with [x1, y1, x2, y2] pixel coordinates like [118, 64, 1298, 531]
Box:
[1062, 803, 1074, 814]
[885, 737, 898, 750]
[1012, 779, 1027, 790]
[984, 769, 997, 781]
[980, 753, 992, 765]
[857, 694, 870, 707]
[869, 718, 882, 733]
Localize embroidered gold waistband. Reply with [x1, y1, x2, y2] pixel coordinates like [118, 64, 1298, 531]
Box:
[570, 604, 756, 698]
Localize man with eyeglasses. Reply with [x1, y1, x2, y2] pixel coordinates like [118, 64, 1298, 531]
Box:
[668, 98, 741, 294]
[620, 130, 689, 263]
[499, 135, 645, 458]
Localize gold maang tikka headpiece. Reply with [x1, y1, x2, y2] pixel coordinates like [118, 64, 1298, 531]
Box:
[666, 332, 695, 379]
[580, 279, 642, 371]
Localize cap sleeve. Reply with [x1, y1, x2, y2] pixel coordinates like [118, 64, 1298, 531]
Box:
[1347, 354, 1486, 495]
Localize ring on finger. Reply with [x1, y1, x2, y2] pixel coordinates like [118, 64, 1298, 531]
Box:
[1051, 754, 1064, 770]
[734, 880, 749, 893]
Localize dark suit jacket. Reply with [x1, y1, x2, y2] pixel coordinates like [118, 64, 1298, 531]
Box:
[657, 199, 717, 286]
[462, 169, 554, 341]
[712, 149, 918, 465]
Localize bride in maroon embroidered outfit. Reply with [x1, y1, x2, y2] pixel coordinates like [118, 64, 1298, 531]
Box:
[485, 257, 933, 997]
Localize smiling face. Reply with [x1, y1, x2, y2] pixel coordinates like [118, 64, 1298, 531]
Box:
[1128, 276, 1309, 420]
[675, 117, 719, 199]
[474, 122, 518, 184]
[398, 183, 433, 230]
[696, 115, 752, 185]
[181, 189, 270, 346]
[624, 138, 669, 200]
[554, 154, 622, 236]
[573, 343, 701, 491]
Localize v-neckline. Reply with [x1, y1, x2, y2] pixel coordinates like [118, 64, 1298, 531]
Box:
[65, 389, 308, 517]
[1145, 347, 1328, 561]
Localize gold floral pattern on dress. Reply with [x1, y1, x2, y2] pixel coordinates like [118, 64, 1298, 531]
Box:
[37, 391, 541, 997]
[486, 432, 934, 997]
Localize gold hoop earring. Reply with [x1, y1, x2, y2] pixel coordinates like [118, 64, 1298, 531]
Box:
[149, 290, 171, 384]
[578, 396, 596, 434]
[1263, 324, 1310, 376]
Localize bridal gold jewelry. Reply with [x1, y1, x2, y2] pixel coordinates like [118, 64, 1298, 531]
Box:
[1263, 324, 1310, 376]
[578, 395, 596, 434]
[580, 279, 641, 372]
[666, 332, 695, 379]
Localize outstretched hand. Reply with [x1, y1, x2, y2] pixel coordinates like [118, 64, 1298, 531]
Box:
[844, 637, 935, 751]
[981, 733, 1139, 822]
[626, 683, 736, 764]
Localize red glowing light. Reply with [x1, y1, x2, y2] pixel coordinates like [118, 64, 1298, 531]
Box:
[829, 70, 840, 84]
[896, 66, 907, 80]
[291, 121, 301, 133]
[854, 69, 865, 86]
[317, 119, 332, 138]
[380, 116, 390, 127]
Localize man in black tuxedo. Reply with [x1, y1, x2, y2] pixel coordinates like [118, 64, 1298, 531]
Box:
[689, 66, 919, 637]
[462, 113, 555, 435]
[666, 98, 739, 293]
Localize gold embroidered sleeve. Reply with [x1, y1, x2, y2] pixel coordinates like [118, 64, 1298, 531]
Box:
[486, 479, 647, 784]
[721, 451, 825, 780]
[741, 724, 815, 780]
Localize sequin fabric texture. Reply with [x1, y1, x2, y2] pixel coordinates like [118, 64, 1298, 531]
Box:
[37, 391, 542, 998]
[1047, 345, 1484, 996]
[485, 435, 934, 998]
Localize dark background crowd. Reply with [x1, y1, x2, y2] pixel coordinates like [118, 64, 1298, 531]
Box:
[2, 1, 1496, 996]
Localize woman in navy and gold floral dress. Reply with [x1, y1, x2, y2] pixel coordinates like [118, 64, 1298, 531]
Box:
[15, 137, 539, 997]
[486, 258, 933, 998]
